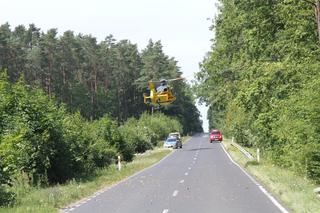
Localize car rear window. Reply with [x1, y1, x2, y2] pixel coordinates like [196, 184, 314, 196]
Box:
[211, 131, 220, 134]
[167, 138, 176, 142]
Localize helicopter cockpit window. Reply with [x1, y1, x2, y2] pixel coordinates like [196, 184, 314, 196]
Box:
[156, 84, 168, 93]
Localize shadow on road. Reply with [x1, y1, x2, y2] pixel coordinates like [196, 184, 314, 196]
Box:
[184, 146, 218, 152]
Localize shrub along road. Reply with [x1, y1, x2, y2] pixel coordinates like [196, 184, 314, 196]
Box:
[62, 134, 288, 213]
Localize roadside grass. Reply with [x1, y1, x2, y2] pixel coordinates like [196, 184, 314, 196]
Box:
[182, 136, 191, 144]
[0, 147, 173, 213]
[222, 139, 320, 213]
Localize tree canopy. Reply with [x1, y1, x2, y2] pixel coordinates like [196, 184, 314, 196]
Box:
[196, 0, 320, 182]
[0, 23, 202, 133]
[0, 23, 203, 205]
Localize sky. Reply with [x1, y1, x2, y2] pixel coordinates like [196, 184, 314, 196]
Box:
[1, 0, 218, 132]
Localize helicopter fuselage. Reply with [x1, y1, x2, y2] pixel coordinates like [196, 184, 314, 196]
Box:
[143, 82, 176, 107]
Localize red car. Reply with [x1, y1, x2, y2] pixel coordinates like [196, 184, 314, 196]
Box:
[210, 130, 223, 143]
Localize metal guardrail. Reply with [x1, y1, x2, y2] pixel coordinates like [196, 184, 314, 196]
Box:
[230, 138, 254, 160]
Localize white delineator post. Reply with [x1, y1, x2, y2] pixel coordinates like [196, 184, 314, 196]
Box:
[257, 148, 260, 163]
[232, 136, 234, 144]
[118, 155, 121, 171]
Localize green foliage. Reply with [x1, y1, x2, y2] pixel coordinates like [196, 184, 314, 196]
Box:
[306, 148, 320, 183]
[0, 73, 123, 186]
[0, 23, 202, 134]
[0, 71, 185, 206]
[0, 186, 15, 207]
[196, 0, 320, 181]
[0, 22, 199, 208]
[120, 113, 183, 153]
[89, 116, 130, 162]
[0, 74, 69, 184]
[120, 118, 153, 153]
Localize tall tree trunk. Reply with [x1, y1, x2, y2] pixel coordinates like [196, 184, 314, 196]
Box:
[90, 78, 94, 121]
[94, 65, 97, 117]
[48, 73, 51, 98]
[117, 88, 121, 122]
[48, 58, 52, 98]
[62, 66, 66, 84]
[316, 2, 320, 42]
[302, 0, 320, 42]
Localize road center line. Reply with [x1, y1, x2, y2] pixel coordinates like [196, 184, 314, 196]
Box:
[188, 167, 191, 170]
[180, 179, 184, 183]
[172, 190, 179, 197]
[185, 172, 188, 176]
[162, 209, 169, 213]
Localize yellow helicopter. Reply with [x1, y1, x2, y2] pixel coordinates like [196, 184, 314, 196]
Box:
[143, 77, 184, 107]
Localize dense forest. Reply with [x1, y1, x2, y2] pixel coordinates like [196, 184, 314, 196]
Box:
[0, 23, 202, 205]
[196, 0, 320, 182]
[0, 23, 202, 133]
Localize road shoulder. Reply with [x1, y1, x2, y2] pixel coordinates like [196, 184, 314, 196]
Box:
[221, 139, 320, 213]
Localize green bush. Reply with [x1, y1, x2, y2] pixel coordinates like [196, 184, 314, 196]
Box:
[0, 186, 15, 207]
[0, 73, 130, 185]
[138, 113, 182, 141]
[91, 116, 134, 162]
[306, 150, 320, 183]
[62, 114, 123, 174]
[0, 71, 184, 190]
[120, 113, 183, 154]
[0, 76, 71, 184]
[88, 141, 117, 168]
[119, 118, 153, 154]
[61, 113, 94, 175]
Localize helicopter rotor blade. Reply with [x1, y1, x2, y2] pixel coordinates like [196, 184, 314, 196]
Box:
[166, 77, 185, 82]
[133, 79, 156, 85]
[133, 77, 184, 85]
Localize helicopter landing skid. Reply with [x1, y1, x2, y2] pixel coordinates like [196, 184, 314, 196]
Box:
[155, 105, 164, 110]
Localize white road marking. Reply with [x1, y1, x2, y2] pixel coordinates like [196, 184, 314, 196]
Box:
[180, 179, 185, 183]
[163, 209, 169, 213]
[220, 143, 289, 213]
[185, 172, 188, 176]
[61, 138, 198, 213]
[188, 167, 191, 170]
[172, 190, 179, 197]
[194, 158, 197, 160]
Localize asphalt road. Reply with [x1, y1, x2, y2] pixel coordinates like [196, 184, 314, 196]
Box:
[63, 134, 288, 213]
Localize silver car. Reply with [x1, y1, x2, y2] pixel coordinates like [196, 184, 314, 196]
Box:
[163, 137, 182, 149]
